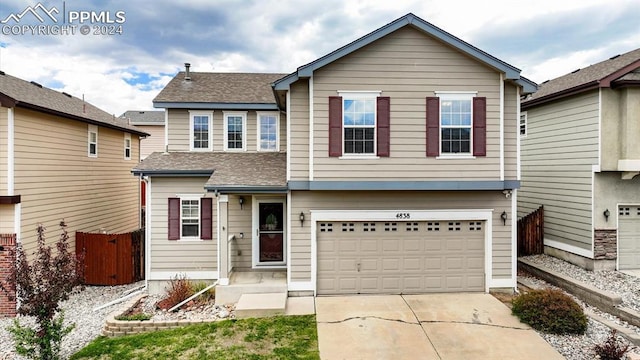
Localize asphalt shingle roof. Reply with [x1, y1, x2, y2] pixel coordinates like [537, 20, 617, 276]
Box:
[0, 71, 147, 136]
[133, 152, 286, 189]
[153, 72, 287, 104]
[121, 110, 165, 125]
[524, 48, 640, 104]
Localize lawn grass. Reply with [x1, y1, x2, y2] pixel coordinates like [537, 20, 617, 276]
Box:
[70, 315, 319, 360]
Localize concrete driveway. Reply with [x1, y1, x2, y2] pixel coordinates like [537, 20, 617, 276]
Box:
[315, 293, 564, 360]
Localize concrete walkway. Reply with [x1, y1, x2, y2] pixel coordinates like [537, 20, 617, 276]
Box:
[315, 293, 564, 360]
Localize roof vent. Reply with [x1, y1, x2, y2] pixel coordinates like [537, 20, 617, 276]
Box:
[542, 80, 550, 84]
[62, 92, 72, 98]
[609, 54, 621, 60]
[571, 68, 580, 74]
[138, 111, 145, 114]
[184, 63, 191, 81]
[0, 70, 5, 76]
[30, 81, 43, 88]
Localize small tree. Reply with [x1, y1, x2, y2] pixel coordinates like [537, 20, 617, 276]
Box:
[1, 221, 84, 360]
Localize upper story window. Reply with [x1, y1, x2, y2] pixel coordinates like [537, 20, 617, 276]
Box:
[224, 112, 247, 151]
[328, 91, 390, 158]
[520, 112, 527, 137]
[189, 111, 213, 151]
[440, 94, 473, 155]
[426, 92, 485, 158]
[124, 133, 132, 160]
[88, 125, 98, 157]
[343, 97, 376, 155]
[257, 112, 279, 151]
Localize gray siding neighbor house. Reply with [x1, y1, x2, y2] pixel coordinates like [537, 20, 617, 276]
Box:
[519, 48, 640, 270]
[133, 13, 536, 300]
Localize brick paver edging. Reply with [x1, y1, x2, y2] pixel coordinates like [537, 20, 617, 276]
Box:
[102, 294, 219, 337]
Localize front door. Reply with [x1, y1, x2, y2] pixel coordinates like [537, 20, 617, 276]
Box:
[256, 201, 285, 265]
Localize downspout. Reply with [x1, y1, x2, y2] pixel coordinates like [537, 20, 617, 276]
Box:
[8, 107, 20, 241]
[499, 73, 505, 181]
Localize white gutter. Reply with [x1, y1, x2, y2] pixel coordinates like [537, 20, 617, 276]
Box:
[93, 285, 146, 312]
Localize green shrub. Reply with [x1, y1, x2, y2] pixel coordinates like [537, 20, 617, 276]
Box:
[190, 281, 216, 303]
[593, 330, 630, 360]
[511, 288, 587, 334]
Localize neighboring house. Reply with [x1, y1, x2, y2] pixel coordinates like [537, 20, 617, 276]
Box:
[121, 110, 165, 160]
[134, 13, 536, 297]
[0, 71, 149, 254]
[519, 48, 640, 271]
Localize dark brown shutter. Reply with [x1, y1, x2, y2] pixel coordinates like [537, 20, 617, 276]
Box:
[473, 97, 487, 157]
[200, 197, 212, 240]
[328, 96, 343, 157]
[168, 198, 180, 240]
[376, 96, 390, 157]
[426, 97, 440, 157]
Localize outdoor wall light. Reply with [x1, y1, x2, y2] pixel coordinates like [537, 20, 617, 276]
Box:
[299, 212, 305, 226]
[604, 209, 610, 221]
[501, 211, 508, 226]
[239, 196, 245, 210]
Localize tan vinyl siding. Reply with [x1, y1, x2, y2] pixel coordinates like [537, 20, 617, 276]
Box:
[289, 79, 310, 180]
[0, 107, 7, 194]
[167, 109, 189, 151]
[504, 83, 518, 179]
[0, 205, 13, 233]
[290, 190, 512, 282]
[13, 108, 140, 253]
[137, 125, 165, 159]
[228, 195, 253, 269]
[310, 26, 502, 181]
[601, 88, 640, 170]
[149, 177, 217, 272]
[519, 91, 600, 250]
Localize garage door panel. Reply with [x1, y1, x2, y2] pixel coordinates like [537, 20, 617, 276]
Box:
[317, 220, 485, 294]
[618, 206, 640, 270]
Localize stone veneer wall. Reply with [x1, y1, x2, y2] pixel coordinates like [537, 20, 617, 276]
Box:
[594, 229, 617, 260]
[0, 234, 17, 317]
[102, 294, 219, 337]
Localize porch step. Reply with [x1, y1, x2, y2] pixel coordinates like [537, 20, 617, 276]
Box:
[235, 292, 287, 319]
[215, 271, 287, 305]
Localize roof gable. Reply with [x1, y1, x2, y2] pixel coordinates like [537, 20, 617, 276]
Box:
[274, 13, 533, 92]
[0, 71, 147, 136]
[523, 47, 640, 108]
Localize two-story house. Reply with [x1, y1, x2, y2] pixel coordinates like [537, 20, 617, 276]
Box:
[134, 13, 536, 300]
[519, 48, 640, 271]
[121, 110, 165, 160]
[0, 72, 148, 252]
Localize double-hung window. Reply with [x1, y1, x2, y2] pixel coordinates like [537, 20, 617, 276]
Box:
[224, 112, 247, 151]
[343, 96, 376, 155]
[124, 133, 131, 160]
[189, 111, 213, 151]
[88, 125, 98, 157]
[181, 198, 200, 238]
[257, 112, 279, 151]
[520, 111, 527, 137]
[440, 94, 473, 155]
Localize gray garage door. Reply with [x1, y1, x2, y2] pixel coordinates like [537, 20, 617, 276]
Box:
[317, 220, 485, 295]
[618, 206, 640, 270]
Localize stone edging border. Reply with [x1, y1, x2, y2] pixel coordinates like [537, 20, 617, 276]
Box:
[101, 294, 219, 337]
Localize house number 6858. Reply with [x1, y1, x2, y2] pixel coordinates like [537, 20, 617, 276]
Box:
[396, 213, 410, 219]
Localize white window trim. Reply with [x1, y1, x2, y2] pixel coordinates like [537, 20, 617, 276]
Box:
[436, 92, 476, 157]
[189, 110, 213, 152]
[338, 91, 381, 157]
[520, 111, 528, 137]
[124, 133, 132, 160]
[223, 111, 247, 152]
[256, 111, 280, 152]
[88, 125, 98, 158]
[179, 195, 201, 241]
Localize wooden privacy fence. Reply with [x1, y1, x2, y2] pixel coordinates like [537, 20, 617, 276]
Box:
[76, 229, 144, 286]
[517, 206, 544, 256]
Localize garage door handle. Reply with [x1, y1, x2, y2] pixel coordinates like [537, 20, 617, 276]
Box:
[356, 263, 361, 272]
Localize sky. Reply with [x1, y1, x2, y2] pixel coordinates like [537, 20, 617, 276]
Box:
[0, 0, 638, 116]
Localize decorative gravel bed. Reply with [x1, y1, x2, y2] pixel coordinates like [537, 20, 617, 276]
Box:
[137, 294, 235, 322]
[0, 282, 144, 360]
[520, 254, 640, 359]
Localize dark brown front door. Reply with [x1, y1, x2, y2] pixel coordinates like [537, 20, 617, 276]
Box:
[258, 202, 284, 262]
